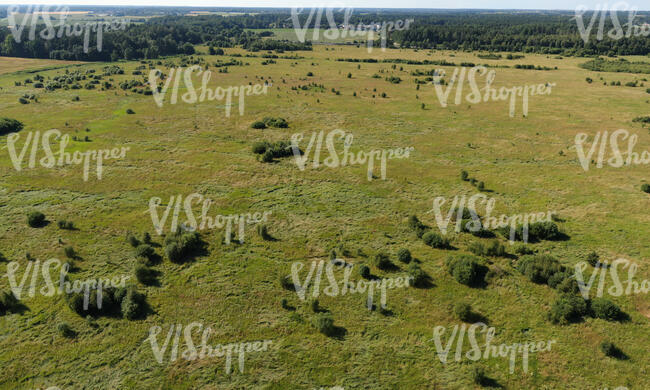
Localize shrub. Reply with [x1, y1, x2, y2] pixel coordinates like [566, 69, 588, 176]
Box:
[257, 224, 272, 240]
[164, 231, 201, 263]
[397, 248, 412, 263]
[312, 312, 335, 335]
[454, 303, 473, 322]
[407, 263, 427, 287]
[547, 272, 571, 289]
[135, 244, 155, 260]
[127, 234, 140, 247]
[548, 294, 588, 324]
[642, 183, 650, 194]
[310, 299, 320, 312]
[121, 288, 147, 320]
[477, 181, 485, 191]
[591, 298, 622, 321]
[600, 341, 625, 359]
[517, 255, 564, 284]
[446, 255, 485, 286]
[471, 367, 487, 386]
[262, 117, 289, 128]
[529, 221, 561, 240]
[126, 109, 135, 114]
[57, 220, 74, 230]
[1, 119, 25, 135]
[57, 322, 76, 338]
[358, 265, 371, 279]
[586, 251, 600, 267]
[135, 265, 157, 285]
[27, 211, 46, 227]
[407, 215, 429, 238]
[64, 246, 76, 259]
[0, 291, 19, 314]
[279, 275, 294, 290]
[460, 170, 469, 181]
[18, 97, 29, 104]
[514, 244, 534, 255]
[372, 253, 392, 269]
[251, 121, 267, 129]
[142, 232, 152, 245]
[261, 149, 274, 163]
[422, 231, 450, 249]
[557, 277, 580, 294]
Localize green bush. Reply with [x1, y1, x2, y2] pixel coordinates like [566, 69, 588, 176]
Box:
[135, 265, 157, 285]
[372, 253, 392, 269]
[121, 288, 147, 320]
[57, 220, 74, 230]
[142, 232, 152, 245]
[514, 244, 534, 255]
[547, 272, 571, 289]
[57, 322, 76, 338]
[164, 231, 202, 263]
[0, 118, 24, 135]
[251, 121, 267, 129]
[27, 211, 46, 227]
[407, 215, 429, 238]
[310, 299, 320, 312]
[460, 170, 469, 181]
[548, 294, 588, 324]
[358, 264, 371, 279]
[600, 341, 625, 359]
[586, 251, 600, 267]
[257, 224, 272, 240]
[279, 275, 294, 290]
[135, 244, 155, 260]
[18, 97, 29, 104]
[126, 109, 135, 114]
[407, 263, 428, 287]
[471, 367, 487, 386]
[64, 246, 76, 259]
[446, 255, 485, 286]
[261, 150, 274, 163]
[517, 255, 564, 285]
[397, 248, 412, 263]
[262, 117, 289, 128]
[454, 302, 473, 322]
[591, 298, 622, 321]
[422, 231, 450, 249]
[252, 142, 268, 154]
[127, 234, 140, 247]
[642, 183, 650, 194]
[0, 291, 19, 314]
[312, 312, 335, 335]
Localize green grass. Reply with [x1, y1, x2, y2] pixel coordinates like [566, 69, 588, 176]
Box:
[0, 46, 648, 389]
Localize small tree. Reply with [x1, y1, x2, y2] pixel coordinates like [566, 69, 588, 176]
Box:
[312, 312, 335, 336]
[27, 211, 46, 227]
[397, 248, 412, 263]
[454, 302, 473, 322]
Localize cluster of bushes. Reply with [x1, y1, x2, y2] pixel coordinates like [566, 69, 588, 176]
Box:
[252, 140, 296, 163]
[548, 294, 623, 324]
[633, 116, 650, 124]
[460, 170, 485, 191]
[497, 221, 561, 242]
[19, 94, 36, 104]
[422, 231, 451, 249]
[385, 76, 402, 84]
[0, 118, 24, 135]
[66, 286, 147, 320]
[165, 231, 202, 263]
[468, 240, 506, 257]
[251, 117, 289, 129]
[513, 64, 554, 70]
[446, 255, 486, 287]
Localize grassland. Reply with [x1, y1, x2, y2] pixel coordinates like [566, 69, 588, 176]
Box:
[0, 45, 649, 389]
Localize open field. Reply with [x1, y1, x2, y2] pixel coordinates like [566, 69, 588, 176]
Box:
[0, 43, 649, 390]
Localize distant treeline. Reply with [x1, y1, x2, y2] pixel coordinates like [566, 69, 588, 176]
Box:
[579, 58, 650, 74]
[0, 14, 310, 61]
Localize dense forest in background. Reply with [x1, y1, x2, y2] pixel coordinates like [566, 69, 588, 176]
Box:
[0, 8, 649, 61]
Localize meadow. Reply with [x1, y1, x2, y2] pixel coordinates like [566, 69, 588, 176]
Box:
[0, 42, 649, 390]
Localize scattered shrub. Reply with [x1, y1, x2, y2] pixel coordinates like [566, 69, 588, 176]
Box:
[135, 265, 157, 285]
[164, 231, 202, 263]
[446, 255, 485, 286]
[279, 275, 294, 290]
[407, 215, 429, 238]
[454, 303, 473, 322]
[312, 312, 335, 335]
[57, 322, 76, 338]
[121, 288, 147, 320]
[471, 367, 488, 386]
[422, 231, 450, 249]
[126, 109, 135, 114]
[142, 232, 152, 245]
[257, 224, 272, 240]
[514, 244, 534, 255]
[591, 298, 622, 321]
[600, 341, 625, 359]
[407, 263, 427, 287]
[0, 118, 24, 135]
[57, 220, 74, 230]
[372, 253, 392, 269]
[27, 211, 46, 227]
[460, 170, 469, 181]
[517, 255, 564, 285]
[642, 183, 650, 194]
[310, 298, 320, 312]
[64, 246, 76, 259]
[548, 294, 588, 324]
[251, 121, 267, 129]
[397, 248, 412, 263]
[127, 234, 140, 248]
[358, 264, 371, 279]
[135, 244, 155, 260]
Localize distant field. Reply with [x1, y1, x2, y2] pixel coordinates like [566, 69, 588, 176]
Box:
[0, 45, 649, 389]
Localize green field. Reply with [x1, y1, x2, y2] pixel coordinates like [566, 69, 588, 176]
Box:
[0, 44, 649, 389]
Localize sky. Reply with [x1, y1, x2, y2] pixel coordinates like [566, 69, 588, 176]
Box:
[0, 0, 643, 11]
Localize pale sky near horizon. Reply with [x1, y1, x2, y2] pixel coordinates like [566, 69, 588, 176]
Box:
[0, 0, 645, 11]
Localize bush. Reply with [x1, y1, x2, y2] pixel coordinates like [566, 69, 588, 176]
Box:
[57, 220, 74, 230]
[64, 246, 76, 259]
[0, 291, 19, 314]
[127, 234, 140, 247]
[407, 263, 428, 287]
[261, 149, 274, 163]
[312, 312, 335, 335]
[310, 298, 320, 312]
[279, 275, 294, 290]
[372, 253, 392, 269]
[422, 231, 450, 249]
[407, 215, 429, 238]
[142, 232, 152, 245]
[446, 255, 485, 286]
[454, 303, 473, 322]
[547, 272, 571, 289]
[468, 241, 504, 257]
[642, 183, 650, 194]
[514, 244, 534, 255]
[18, 97, 29, 104]
[121, 288, 147, 320]
[251, 121, 267, 129]
[397, 248, 412, 263]
[517, 255, 564, 285]
[471, 367, 487, 386]
[600, 341, 625, 359]
[164, 231, 201, 263]
[358, 264, 371, 279]
[0, 118, 24, 135]
[252, 142, 268, 154]
[548, 294, 588, 324]
[586, 251, 600, 267]
[135, 244, 155, 260]
[27, 211, 46, 227]
[257, 224, 272, 240]
[135, 265, 157, 285]
[591, 298, 622, 321]
[57, 322, 76, 338]
[126, 109, 135, 114]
